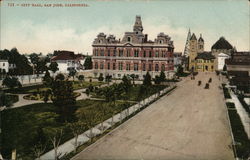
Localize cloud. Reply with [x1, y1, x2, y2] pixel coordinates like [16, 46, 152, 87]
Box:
[1, 19, 248, 55]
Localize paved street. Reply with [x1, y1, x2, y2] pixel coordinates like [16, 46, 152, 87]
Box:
[72, 73, 234, 160]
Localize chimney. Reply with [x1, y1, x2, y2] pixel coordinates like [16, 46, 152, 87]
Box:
[144, 34, 148, 42]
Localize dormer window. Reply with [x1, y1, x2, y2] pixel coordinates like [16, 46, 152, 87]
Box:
[159, 40, 163, 44]
[99, 40, 102, 43]
[127, 37, 131, 42]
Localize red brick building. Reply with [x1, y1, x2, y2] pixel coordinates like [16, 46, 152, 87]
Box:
[92, 16, 175, 79]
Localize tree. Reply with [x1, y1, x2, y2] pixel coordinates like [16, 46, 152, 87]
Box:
[83, 56, 92, 70]
[78, 75, 84, 82]
[68, 68, 77, 81]
[176, 65, 184, 76]
[86, 89, 90, 97]
[0, 90, 13, 108]
[76, 108, 97, 141]
[43, 90, 50, 103]
[223, 64, 227, 71]
[55, 73, 65, 81]
[159, 71, 166, 83]
[137, 85, 146, 109]
[2, 76, 22, 90]
[130, 74, 136, 86]
[52, 80, 76, 122]
[44, 128, 63, 160]
[105, 75, 112, 85]
[143, 72, 152, 86]
[33, 141, 47, 160]
[154, 75, 161, 85]
[98, 74, 104, 82]
[97, 104, 107, 132]
[67, 122, 86, 153]
[103, 87, 113, 102]
[49, 62, 59, 76]
[43, 70, 53, 87]
[121, 75, 132, 93]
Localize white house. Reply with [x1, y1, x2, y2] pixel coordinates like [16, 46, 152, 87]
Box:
[218, 53, 230, 70]
[0, 60, 9, 73]
[51, 50, 85, 73]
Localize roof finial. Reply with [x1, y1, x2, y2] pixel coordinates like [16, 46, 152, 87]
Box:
[200, 34, 202, 38]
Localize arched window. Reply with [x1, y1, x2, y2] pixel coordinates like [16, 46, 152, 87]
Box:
[127, 37, 131, 42]
[155, 64, 159, 71]
[95, 62, 98, 69]
[161, 64, 165, 71]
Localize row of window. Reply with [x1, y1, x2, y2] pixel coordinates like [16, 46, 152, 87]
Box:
[93, 49, 172, 58]
[95, 62, 169, 71]
[196, 59, 214, 63]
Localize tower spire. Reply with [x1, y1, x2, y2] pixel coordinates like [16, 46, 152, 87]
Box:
[133, 15, 143, 33]
[183, 28, 192, 56]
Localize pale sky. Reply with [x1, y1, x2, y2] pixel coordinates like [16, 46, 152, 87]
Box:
[0, 0, 249, 55]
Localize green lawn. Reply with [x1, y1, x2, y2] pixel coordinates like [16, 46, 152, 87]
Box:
[1, 99, 134, 160]
[5, 81, 105, 94]
[91, 84, 167, 101]
[226, 102, 250, 158]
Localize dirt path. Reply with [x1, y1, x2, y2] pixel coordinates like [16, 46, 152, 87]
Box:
[72, 72, 234, 160]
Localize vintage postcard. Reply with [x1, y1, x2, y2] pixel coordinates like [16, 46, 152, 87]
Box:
[0, 0, 249, 160]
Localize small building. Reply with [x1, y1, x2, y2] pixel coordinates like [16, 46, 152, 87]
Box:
[0, 59, 9, 73]
[211, 37, 234, 70]
[51, 50, 85, 73]
[195, 52, 215, 72]
[218, 53, 230, 71]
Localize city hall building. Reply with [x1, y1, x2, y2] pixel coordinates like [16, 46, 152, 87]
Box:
[92, 16, 175, 79]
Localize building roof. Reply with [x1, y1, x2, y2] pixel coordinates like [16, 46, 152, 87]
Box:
[225, 60, 250, 65]
[195, 52, 215, 60]
[228, 71, 249, 77]
[211, 37, 233, 50]
[218, 53, 230, 57]
[51, 50, 84, 61]
[0, 59, 8, 62]
[190, 33, 197, 40]
[198, 34, 204, 42]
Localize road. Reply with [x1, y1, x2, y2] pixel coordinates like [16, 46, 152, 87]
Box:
[72, 72, 234, 160]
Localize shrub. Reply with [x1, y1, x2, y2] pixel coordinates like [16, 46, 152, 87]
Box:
[223, 86, 231, 99]
[204, 83, 209, 89]
[98, 74, 104, 82]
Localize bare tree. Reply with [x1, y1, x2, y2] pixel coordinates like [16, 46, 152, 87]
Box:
[76, 107, 97, 142]
[67, 122, 86, 153]
[33, 142, 47, 160]
[98, 104, 107, 133]
[44, 128, 63, 160]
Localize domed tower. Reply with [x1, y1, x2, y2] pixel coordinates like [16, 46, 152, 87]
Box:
[198, 34, 204, 53]
[133, 15, 143, 34]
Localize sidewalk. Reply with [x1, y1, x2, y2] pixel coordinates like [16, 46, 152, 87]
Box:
[40, 86, 175, 160]
[226, 90, 250, 139]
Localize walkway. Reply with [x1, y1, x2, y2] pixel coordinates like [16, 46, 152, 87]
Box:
[226, 90, 250, 139]
[72, 72, 234, 160]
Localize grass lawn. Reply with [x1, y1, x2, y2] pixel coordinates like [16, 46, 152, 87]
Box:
[5, 81, 105, 94]
[222, 85, 231, 99]
[1, 99, 134, 160]
[226, 102, 250, 158]
[72, 81, 105, 90]
[91, 84, 168, 101]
